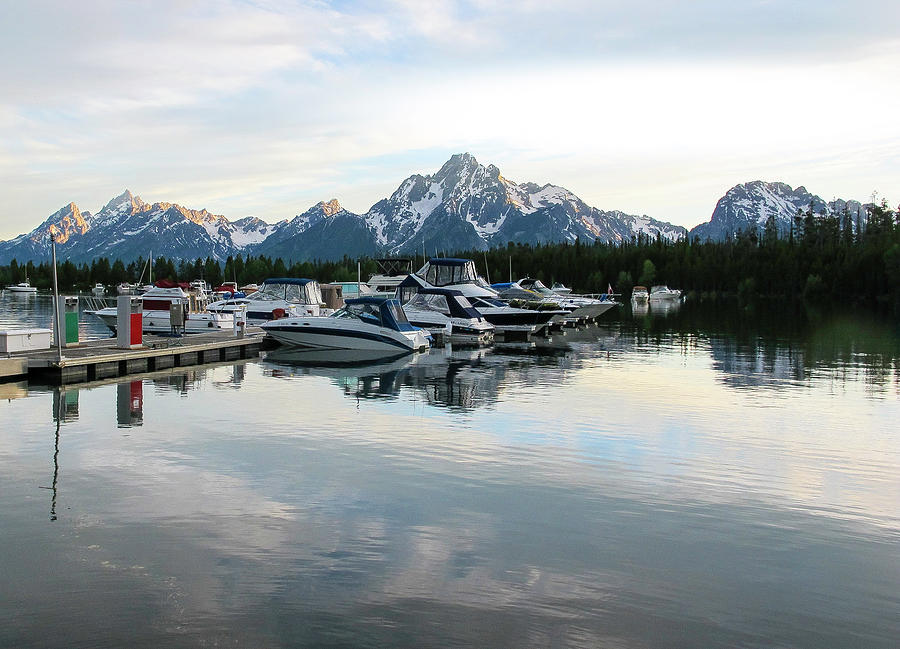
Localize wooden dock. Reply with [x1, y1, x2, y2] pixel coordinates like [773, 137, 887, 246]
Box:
[3, 329, 268, 385]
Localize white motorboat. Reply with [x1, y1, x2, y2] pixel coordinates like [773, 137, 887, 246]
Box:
[87, 284, 233, 334]
[550, 282, 572, 294]
[367, 258, 413, 295]
[509, 278, 618, 320]
[631, 285, 649, 304]
[649, 285, 682, 301]
[398, 286, 494, 344]
[7, 279, 37, 294]
[405, 263, 564, 335]
[117, 282, 137, 295]
[261, 297, 431, 353]
[207, 277, 327, 325]
[91, 283, 106, 297]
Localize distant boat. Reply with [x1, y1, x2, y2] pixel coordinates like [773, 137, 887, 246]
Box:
[91, 283, 106, 297]
[632, 286, 649, 303]
[367, 258, 413, 294]
[7, 278, 37, 294]
[550, 282, 572, 294]
[649, 285, 682, 301]
[86, 285, 233, 334]
[207, 278, 327, 325]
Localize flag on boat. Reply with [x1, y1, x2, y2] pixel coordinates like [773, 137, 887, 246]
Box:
[608, 284, 614, 295]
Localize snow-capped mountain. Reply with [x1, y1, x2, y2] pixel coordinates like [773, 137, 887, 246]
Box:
[1, 154, 694, 265]
[0, 190, 276, 264]
[689, 181, 866, 241]
[252, 200, 378, 262]
[0, 202, 93, 262]
[364, 153, 685, 254]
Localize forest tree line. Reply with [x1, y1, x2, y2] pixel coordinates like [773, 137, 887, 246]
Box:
[2, 201, 898, 312]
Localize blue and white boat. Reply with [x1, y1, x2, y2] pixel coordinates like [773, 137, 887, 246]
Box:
[261, 297, 431, 353]
[207, 277, 326, 324]
[409, 259, 565, 334]
[398, 286, 494, 344]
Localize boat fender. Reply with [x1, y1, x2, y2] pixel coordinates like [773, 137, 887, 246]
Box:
[272, 308, 286, 320]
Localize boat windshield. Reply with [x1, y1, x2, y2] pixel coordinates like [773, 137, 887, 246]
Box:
[407, 293, 450, 314]
[470, 296, 506, 309]
[333, 301, 384, 327]
[252, 280, 320, 304]
[415, 261, 480, 287]
[384, 300, 410, 325]
[520, 279, 554, 295]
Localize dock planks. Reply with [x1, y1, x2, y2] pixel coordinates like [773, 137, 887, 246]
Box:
[4, 329, 267, 385]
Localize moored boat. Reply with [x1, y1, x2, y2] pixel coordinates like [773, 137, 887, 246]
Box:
[632, 285, 649, 303]
[261, 297, 431, 353]
[398, 286, 494, 344]
[86, 284, 233, 334]
[207, 278, 326, 324]
[7, 279, 37, 294]
[403, 265, 563, 335]
[649, 285, 682, 301]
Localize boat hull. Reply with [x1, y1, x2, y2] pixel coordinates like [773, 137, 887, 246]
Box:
[90, 309, 234, 334]
[263, 318, 430, 352]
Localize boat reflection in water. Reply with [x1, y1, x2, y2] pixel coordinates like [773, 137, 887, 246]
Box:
[649, 298, 681, 317]
[264, 347, 420, 400]
[262, 332, 610, 409]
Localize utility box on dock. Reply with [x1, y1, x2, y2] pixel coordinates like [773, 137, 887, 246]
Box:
[0, 328, 52, 353]
[233, 305, 247, 338]
[54, 296, 80, 347]
[117, 295, 143, 349]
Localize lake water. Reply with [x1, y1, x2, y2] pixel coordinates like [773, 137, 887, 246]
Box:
[1, 292, 898, 648]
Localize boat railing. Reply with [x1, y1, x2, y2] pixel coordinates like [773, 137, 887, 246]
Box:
[80, 295, 117, 312]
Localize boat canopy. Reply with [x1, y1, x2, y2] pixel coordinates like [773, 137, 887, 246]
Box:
[336, 297, 417, 332]
[414, 258, 481, 287]
[252, 278, 321, 304]
[406, 288, 482, 320]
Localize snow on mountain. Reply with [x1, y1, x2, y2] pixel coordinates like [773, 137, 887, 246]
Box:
[363, 153, 685, 255]
[690, 181, 866, 241]
[0, 155, 729, 266]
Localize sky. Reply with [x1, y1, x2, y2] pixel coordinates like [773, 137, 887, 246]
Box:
[1, 0, 898, 239]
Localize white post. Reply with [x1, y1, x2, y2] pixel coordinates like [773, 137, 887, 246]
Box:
[50, 233, 63, 361]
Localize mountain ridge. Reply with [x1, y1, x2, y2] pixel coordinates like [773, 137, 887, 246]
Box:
[0, 155, 873, 264]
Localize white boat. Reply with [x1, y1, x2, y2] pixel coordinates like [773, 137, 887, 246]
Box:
[399, 287, 494, 344]
[87, 284, 234, 334]
[509, 278, 618, 320]
[405, 262, 564, 334]
[367, 258, 413, 295]
[649, 285, 682, 301]
[631, 285, 649, 304]
[7, 278, 37, 294]
[550, 282, 572, 295]
[261, 297, 431, 353]
[117, 282, 136, 295]
[91, 283, 106, 297]
[207, 278, 326, 325]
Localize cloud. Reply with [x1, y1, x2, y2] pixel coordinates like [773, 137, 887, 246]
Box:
[1, 0, 899, 236]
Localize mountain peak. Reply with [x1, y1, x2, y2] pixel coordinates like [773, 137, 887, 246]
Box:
[317, 199, 343, 216]
[439, 152, 479, 173]
[101, 189, 146, 215]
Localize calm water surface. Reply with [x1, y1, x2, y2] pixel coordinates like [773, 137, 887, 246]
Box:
[1, 293, 898, 648]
